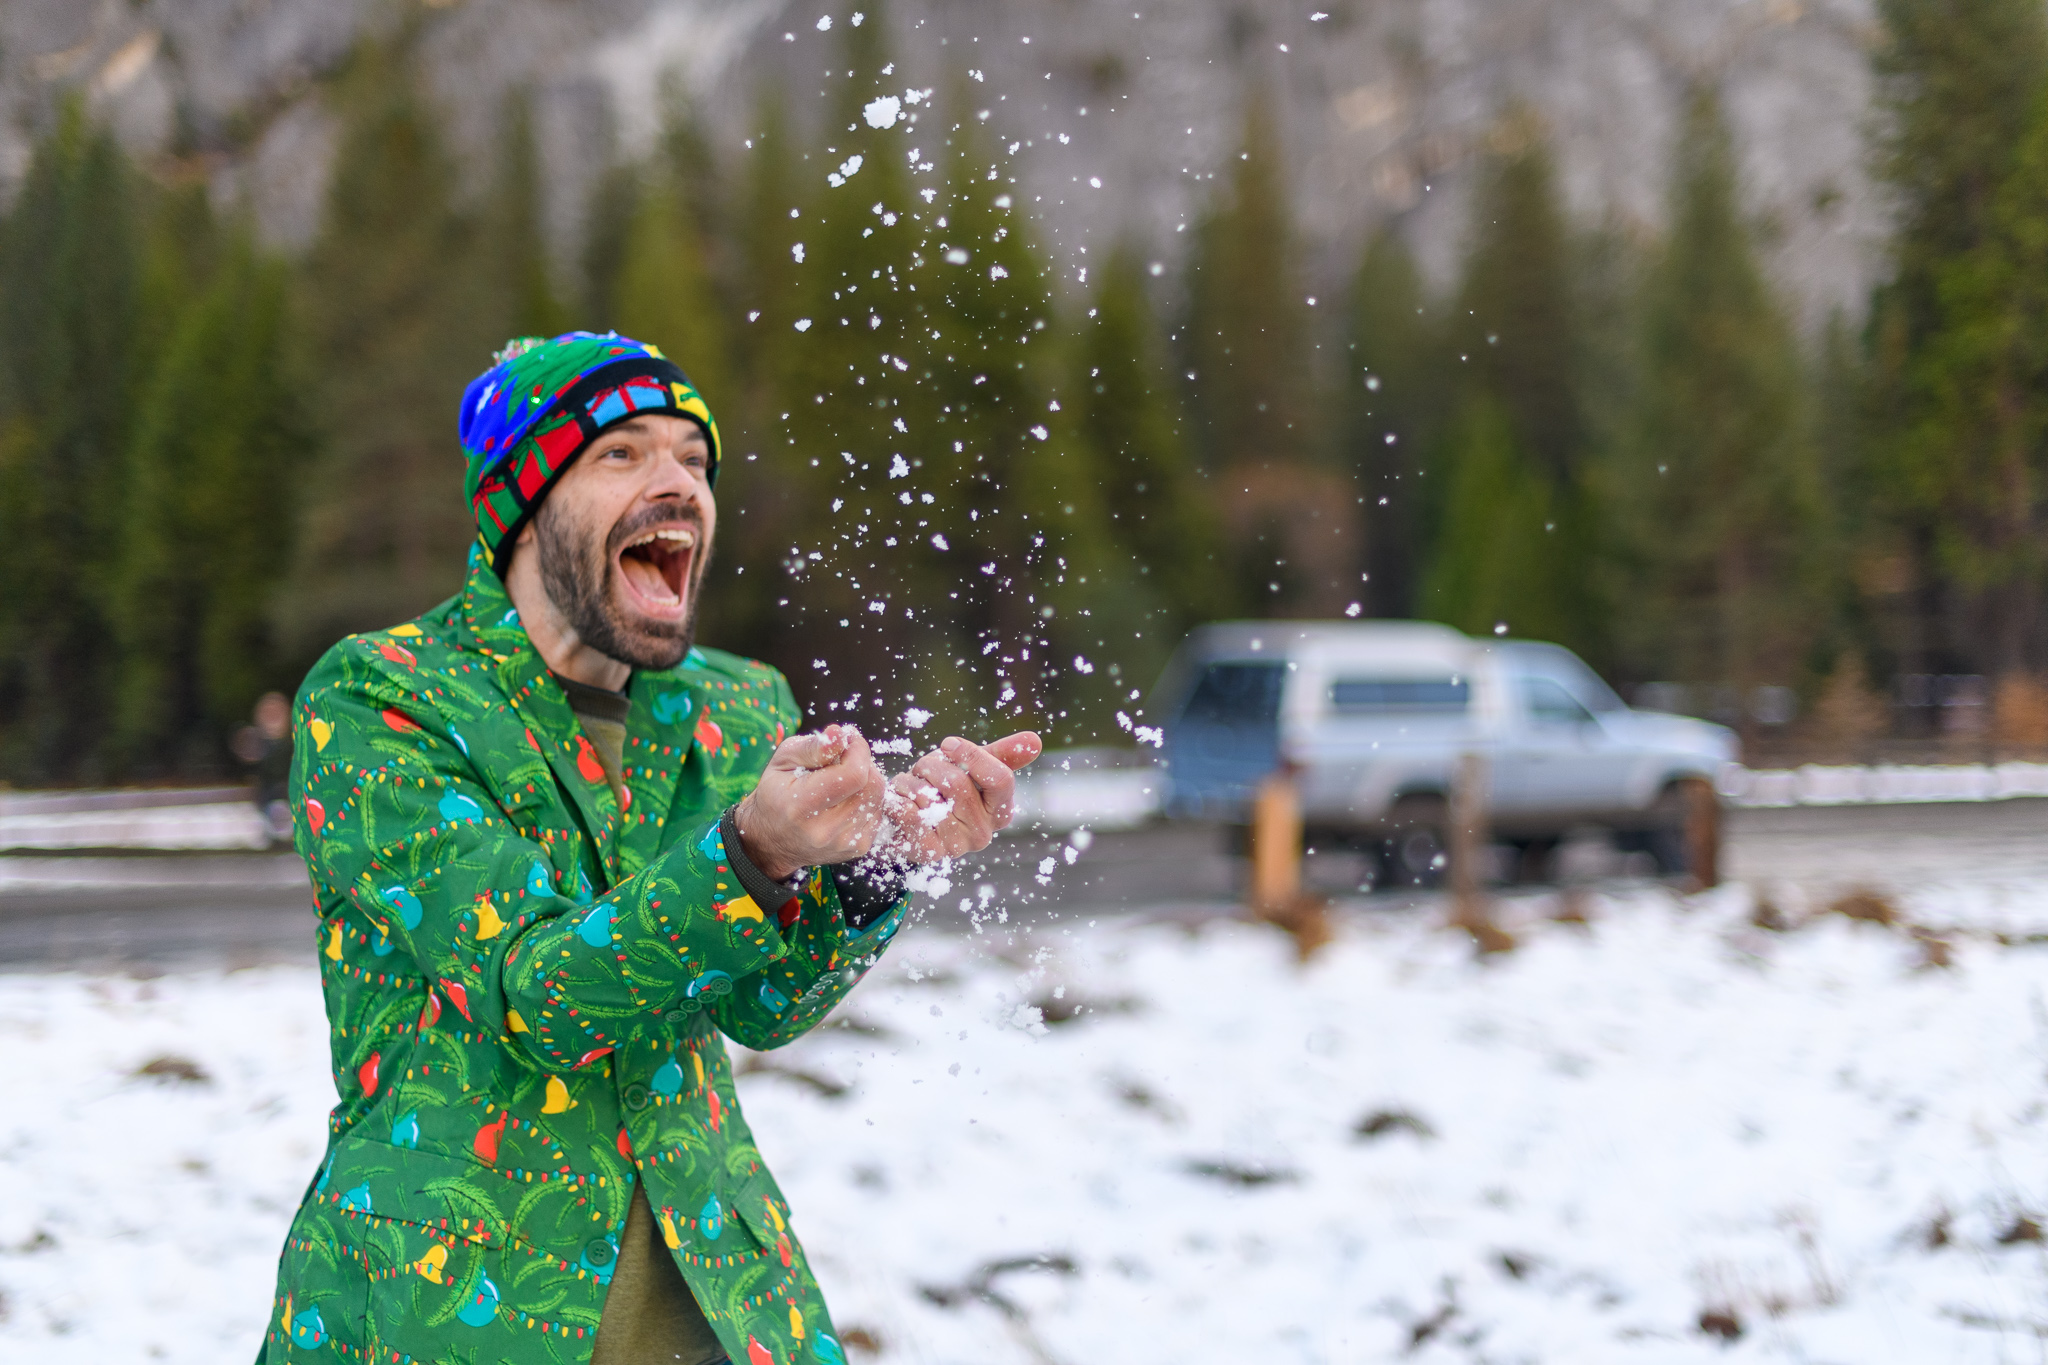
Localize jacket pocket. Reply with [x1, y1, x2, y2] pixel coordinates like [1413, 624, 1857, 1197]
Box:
[313, 1138, 619, 1350]
[731, 1170, 800, 1272]
[310, 1137, 517, 1250]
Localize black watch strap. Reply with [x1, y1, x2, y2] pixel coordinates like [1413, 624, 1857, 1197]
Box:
[719, 805, 804, 912]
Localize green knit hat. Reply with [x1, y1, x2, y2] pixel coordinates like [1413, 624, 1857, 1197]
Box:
[460, 332, 720, 576]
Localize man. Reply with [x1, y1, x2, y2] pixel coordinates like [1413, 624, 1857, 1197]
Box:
[258, 331, 1038, 1365]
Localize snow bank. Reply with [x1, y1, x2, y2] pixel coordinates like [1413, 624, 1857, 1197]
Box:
[3, 892, 2046, 1362]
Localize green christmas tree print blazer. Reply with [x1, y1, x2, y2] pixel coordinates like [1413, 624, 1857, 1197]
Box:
[257, 551, 901, 1365]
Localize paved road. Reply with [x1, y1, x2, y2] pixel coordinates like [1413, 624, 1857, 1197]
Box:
[6, 801, 2047, 970]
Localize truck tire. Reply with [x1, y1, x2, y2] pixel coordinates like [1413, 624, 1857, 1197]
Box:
[1379, 794, 1449, 888]
[1508, 836, 1560, 885]
[1631, 780, 1719, 882]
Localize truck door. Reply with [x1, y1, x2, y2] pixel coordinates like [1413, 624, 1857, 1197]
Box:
[1499, 675, 1625, 818]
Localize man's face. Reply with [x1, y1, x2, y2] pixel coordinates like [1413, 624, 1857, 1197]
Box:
[524, 414, 717, 671]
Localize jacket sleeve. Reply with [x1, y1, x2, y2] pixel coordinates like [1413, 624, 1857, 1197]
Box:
[294, 660, 890, 1073]
[704, 670, 909, 1050]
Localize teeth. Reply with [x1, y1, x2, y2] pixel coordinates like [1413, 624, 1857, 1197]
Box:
[627, 527, 697, 550]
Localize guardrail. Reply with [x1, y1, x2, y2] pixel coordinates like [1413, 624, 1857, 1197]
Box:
[12, 756, 2047, 854]
[1720, 762, 2048, 808]
[1, 787, 271, 851]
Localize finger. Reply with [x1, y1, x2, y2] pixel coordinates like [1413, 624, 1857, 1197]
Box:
[834, 724, 876, 769]
[911, 750, 977, 805]
[984, 731, 1042, 771]
[792, 755, 879, 813]
[940, 737, 1019, 820]
[773, 727, 850, 772]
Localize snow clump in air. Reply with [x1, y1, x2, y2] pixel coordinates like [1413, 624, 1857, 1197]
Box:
[864, 95, 903, 129]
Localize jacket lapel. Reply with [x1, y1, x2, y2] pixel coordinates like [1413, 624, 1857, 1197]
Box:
[621, 667, 709, 876]
[451, 555, 623, 890]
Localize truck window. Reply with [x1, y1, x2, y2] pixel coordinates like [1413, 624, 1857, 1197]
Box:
[1181, 661, 1287, 728]
[1520, 676, 1596, 726]
[1330, 677, 1469, 712]
[1162, 660, 1288, 819]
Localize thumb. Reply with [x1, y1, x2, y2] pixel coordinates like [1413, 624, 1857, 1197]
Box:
[986, 731, 1042, 771]
[834, 724, 876, 768]
[773, 728, 847, 772]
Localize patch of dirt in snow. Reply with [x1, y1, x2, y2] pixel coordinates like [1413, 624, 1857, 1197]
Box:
[6, 887, 2048, 1362]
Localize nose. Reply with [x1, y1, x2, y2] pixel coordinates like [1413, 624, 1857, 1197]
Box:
[644, 444, 709, 504]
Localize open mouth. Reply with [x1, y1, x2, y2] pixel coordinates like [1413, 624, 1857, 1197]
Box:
[616, 525, 696, 615]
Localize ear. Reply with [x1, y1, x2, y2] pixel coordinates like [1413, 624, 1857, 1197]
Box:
[515, 521, 538, 546]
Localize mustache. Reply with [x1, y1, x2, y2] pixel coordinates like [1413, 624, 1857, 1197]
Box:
[604, 504, 706, 559]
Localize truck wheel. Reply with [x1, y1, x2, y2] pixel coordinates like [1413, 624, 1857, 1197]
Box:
[1379, 795, 1449, 888]
[1508, 836, 1560, 885]
[1636, 780, 1718, 882]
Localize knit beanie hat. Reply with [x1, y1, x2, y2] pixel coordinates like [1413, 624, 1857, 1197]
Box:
[460, 331, 721, 577]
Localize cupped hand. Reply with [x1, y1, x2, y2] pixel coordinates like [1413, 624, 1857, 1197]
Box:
[734, 725, 888, 879]
[880, 732, 1042, 864]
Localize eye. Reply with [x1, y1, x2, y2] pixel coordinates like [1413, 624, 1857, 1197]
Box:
[599, 444, 633, 462]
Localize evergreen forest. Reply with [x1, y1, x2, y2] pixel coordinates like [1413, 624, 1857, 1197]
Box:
[1, 0, 2043, 784]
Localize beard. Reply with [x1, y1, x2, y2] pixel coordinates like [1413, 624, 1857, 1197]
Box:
[532, 497, 710, 672]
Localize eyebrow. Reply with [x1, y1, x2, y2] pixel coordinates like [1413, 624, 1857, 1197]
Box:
[607, 417, 709, 448]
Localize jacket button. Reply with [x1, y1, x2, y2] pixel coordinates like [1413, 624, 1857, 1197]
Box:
[584, 1237, 615, 1267]
[623, 1083, 650, 1110]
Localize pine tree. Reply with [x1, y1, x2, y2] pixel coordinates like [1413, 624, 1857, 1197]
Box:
[110, 231, 306, 772]
[631, 100, 778, 668]
[921, 104, 1120, 735]
[766, 5, 950, 728]
[1342, 227, 1443, 617]
[1874, 0, 2048, 348]
[480, 88, 569, 340]
[1603, 87, 1819, 704]
[1184, 89, 1340, 618]
[1419, 398, 1569, 640]
[281, 38, 494, 666]
[1451, 119, 1584, 479]
[1869, 0, 2048, 673]
[1903, 85, 2048, 674]
[0, 103, 143, 782]
[1186, 89, 1312, 472]
[1071, 247, 1221, 671]
[1429, 118, 1597, 651]
[610, 113, 737, 423]
[581, 162, 639, 328]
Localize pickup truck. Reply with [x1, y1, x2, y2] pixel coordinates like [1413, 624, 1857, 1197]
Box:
[1153, 621, 1738, 885]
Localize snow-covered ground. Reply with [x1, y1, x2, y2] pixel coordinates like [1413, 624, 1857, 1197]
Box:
[3, 884, 2047, 1363]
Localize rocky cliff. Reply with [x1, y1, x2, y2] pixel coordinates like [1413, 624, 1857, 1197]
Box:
[0, 0, 1885, 324]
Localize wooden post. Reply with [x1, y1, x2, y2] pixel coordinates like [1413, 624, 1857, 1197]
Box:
[1248, 767, 1332, 960]
[1448, 752, 1513, 953]
[1249, 769, 1303, 916]
[1682, 776, 1721, 890]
